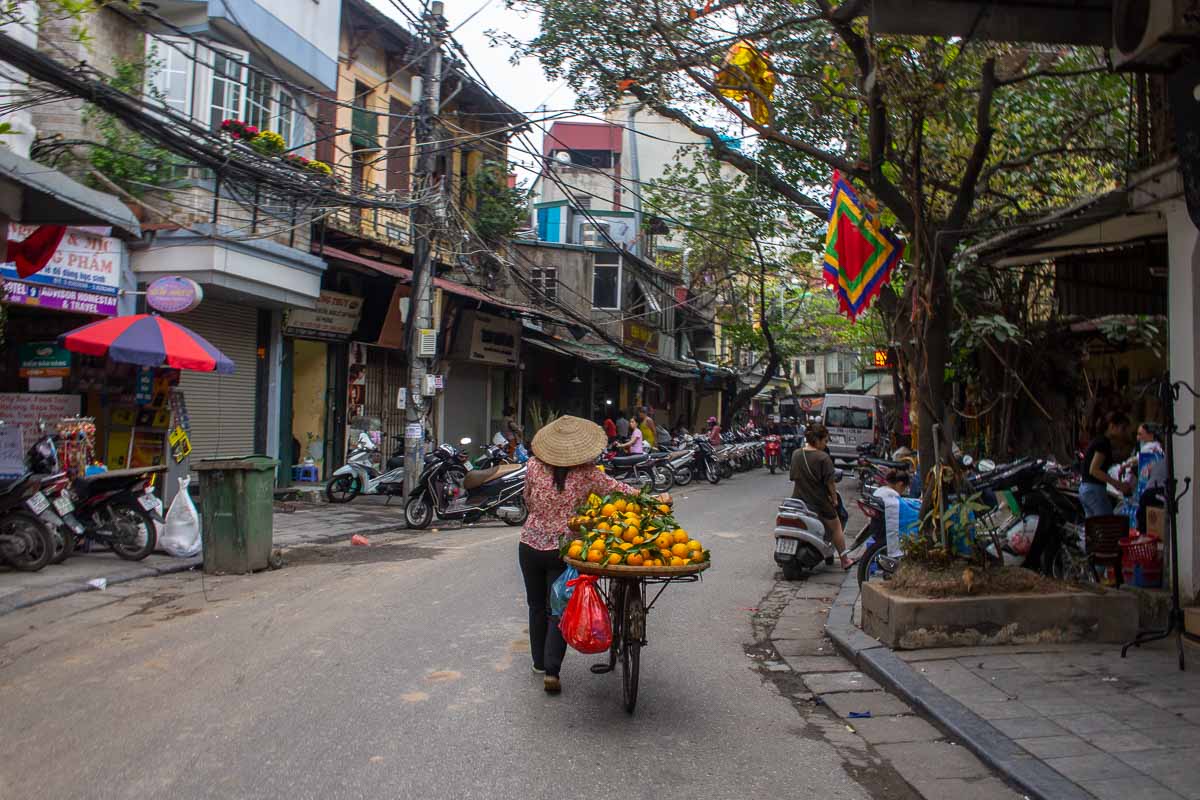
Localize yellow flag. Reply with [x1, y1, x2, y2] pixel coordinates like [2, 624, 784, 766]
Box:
[715, 40, 776, 124]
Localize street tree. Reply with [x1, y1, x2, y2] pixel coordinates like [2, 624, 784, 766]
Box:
[505, 0, 1127, 495]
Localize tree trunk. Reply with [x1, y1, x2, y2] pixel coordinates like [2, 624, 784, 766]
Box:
[915, 247, 954, 543]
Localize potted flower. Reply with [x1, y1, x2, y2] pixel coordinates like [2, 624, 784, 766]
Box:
[250, 129, 286, 156]
[220, 118, 259, 141]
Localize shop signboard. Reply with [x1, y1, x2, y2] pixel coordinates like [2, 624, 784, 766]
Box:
[18, 342, 71, 378]
[452, 310, 520, 366]
[146, 276, 203, 313]
[0, 224, 121, 294]
[2, 279, 118, 316]
[623, 320, 659, 353]
[0, 394, 81, 460]
[282, 291, 363, 340]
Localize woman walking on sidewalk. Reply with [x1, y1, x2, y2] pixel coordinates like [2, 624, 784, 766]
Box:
[790, 423, 853, 569]
[520, 416, 638, 695]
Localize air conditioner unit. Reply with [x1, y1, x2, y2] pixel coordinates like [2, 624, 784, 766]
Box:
[1111, 0, 1200, 70]
[417, 328, 438, 357]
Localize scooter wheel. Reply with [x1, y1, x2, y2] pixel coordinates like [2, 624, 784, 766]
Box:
[326, 475, 359, 504]
[781, 560, 804, 581]
[706, 462, 721, 484]
[404, 494, 434, 530]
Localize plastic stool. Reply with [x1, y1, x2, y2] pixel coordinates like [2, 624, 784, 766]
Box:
[292, 464, 319, 482]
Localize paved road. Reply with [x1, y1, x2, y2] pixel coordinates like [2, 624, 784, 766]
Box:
[0, 472, 1010, 800]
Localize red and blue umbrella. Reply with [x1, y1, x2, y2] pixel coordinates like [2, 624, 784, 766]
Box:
[59, 314, 235, 374]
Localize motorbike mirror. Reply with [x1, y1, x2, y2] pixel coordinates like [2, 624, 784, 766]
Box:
[961, 455, 974, 467]
[978, 459, 996, 473]
[460, 437, 472, 446]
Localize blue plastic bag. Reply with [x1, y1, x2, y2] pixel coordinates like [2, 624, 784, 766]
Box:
[515, 443, 530, 463]
[550, 565, 579, 616]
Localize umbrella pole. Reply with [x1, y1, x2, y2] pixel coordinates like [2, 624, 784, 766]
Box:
[127, 425, 136, 469]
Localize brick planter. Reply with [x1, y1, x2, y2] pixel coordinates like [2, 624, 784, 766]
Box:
[860, 581, 1138, 649]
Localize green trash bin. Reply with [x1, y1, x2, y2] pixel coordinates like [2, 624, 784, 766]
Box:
[195, 456, 279, 574]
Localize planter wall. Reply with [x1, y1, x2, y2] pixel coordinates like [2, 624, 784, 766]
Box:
[861, 581, 1138, 650]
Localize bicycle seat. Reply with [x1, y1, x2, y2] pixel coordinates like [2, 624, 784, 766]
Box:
[610, 454, 648, 466]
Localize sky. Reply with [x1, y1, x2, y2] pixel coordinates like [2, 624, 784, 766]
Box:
[364, 0, 579, 176]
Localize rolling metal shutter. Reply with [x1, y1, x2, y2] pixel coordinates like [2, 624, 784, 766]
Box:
[170, 299, 259, 461]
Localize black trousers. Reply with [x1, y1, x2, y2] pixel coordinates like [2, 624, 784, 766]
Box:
[518, 542, 567, 677]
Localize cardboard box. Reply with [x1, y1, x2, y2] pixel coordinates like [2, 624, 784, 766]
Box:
[1147, 506, 1166, 539]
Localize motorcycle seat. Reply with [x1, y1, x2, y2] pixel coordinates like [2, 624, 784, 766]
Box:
[0, 474, 31, 498]
[463, 463, 523, 490]
[864, 457, 908, 469]
[609, 454, 648, 467]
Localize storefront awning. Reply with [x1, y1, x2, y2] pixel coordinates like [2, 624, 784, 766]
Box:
[320, 245, 573, 326]
[0, 148, 140, 235]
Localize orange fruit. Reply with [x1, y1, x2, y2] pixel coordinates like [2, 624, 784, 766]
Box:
[624, 524, 640, 538]
[658, 504, 671, 515]
[567, 544, 583, 559]
[601, 503, 617, 518]
[671, 542, 690, 558]
[607, 553, 622, 565]
[632, 536, 644, 545]
[610, 524, 623, 538]
[687, 539, 701, 550]
[673, 529, 688, 545]
[597, 521, 611, 533]
[589, 538, 605, 551]
[655, 533, 673, 549]
[670, 556, 686, 567]
[618, 542, 633, 552]
[614, 498, 628, 513]
[626, 553, 645, 567]
[691, 553, 706, 564]
[586, 549, 604, 563]
[570, 539, 583, 549]
[621, 529, 637, 543]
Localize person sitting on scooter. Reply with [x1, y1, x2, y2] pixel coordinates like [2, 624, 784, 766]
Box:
[706, 416, 722, 446]
[615, 423, 645, 455]
[790, 423, 853, 570]
[873, 469, 920, 558]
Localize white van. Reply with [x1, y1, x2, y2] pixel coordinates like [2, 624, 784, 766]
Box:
[821, 394, 884, 464]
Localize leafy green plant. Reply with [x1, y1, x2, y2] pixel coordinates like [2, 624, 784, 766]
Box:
[82, 52, 182, 199]
[249, 129, 286, 156]
[468, 159, 528, 242]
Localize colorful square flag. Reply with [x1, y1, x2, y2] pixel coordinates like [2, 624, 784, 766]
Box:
[822, 171, 902, 322]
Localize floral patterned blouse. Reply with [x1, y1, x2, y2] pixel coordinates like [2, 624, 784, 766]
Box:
[521, 458, 634, 551]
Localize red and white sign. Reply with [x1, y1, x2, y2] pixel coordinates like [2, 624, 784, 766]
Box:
[0, 224, 121, 294]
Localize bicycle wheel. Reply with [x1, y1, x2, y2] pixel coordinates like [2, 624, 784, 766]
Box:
[621, 581, 644, 714]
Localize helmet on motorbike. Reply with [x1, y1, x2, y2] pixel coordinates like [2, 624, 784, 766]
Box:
[707, 416, 718, 425]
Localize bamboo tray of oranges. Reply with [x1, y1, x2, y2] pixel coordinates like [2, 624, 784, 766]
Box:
[560, 492, 711, 577]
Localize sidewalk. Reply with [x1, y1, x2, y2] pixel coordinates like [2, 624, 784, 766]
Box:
[0, 497, 411, 615]
[822, 570, 1200, 800]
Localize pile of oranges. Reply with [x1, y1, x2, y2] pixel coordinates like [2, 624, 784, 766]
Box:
[561, 492, 710, 569]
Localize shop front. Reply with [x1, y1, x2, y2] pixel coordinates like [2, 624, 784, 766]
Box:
[280, 290, 362, 482]
[0, 224, 143, 480]
[132, 227, 327, 480]
[443, 308, 520, 449]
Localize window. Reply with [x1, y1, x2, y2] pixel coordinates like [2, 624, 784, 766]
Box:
[805, 358, 816, 375]
[581, 222, 610, 246]
[632, 279, 662, 328]
[275, 88, 313, 156]
[145, 36, 194, 117]
[824, 352, 859, 389]
[209, 49, 247, 130]
[592, 252, 620, 309]
[531, 267, 557, 302]
[826, 406, 873, 430]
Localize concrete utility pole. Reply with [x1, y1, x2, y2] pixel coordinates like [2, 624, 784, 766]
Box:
[404, 1, 446, 502]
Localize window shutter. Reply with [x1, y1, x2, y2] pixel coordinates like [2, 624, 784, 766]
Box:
[387, 97, 412, 192]
[315, 90, 337, 165]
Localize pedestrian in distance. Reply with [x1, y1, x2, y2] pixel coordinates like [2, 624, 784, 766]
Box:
[637, 407, 656, 449]
[502, 405, 523, 458]
[520, 416, 639, 694]
[1079, 411, 1132, 518]
[615, 410, 630, 440]
[602, 413, 617, 444]
[790, 423, 853, 569]
[615, 420, 645, 455]
[706, 416, 722, 446]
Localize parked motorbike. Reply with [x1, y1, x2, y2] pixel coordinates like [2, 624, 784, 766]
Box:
[764, 434, 782, 474]
[692, 438, 722, 485]
[326, 432, 405, 503]
[25, 434, 86, 564]
[773, 497, 838, 581]
[69, 466, 164, 561]
[0, 473, 57, 572]
[600, 449, 674, 492]
[404, 439, 528, 530]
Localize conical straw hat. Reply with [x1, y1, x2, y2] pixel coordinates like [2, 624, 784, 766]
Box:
[530, 415, 608, 467]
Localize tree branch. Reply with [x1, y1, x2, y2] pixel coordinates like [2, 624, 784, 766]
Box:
[946, 57, 997, 243]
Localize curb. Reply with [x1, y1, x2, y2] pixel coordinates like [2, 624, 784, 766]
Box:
[823, 572, 1092, 800]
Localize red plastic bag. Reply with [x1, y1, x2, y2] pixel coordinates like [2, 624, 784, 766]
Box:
[559, 574, 611, 654]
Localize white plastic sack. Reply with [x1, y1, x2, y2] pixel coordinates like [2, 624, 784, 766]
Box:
[160, 476, 202, 557]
